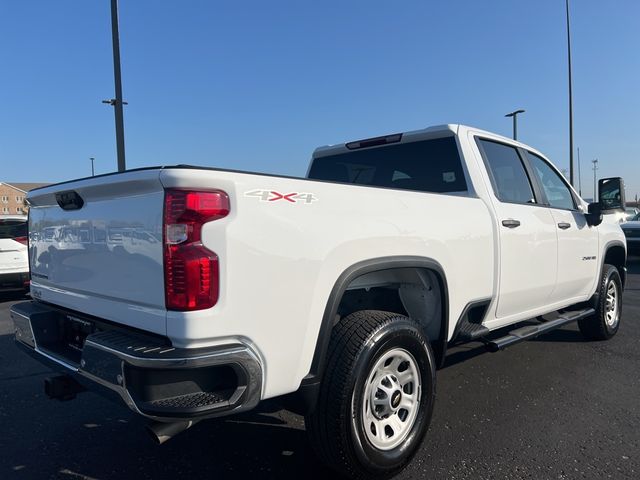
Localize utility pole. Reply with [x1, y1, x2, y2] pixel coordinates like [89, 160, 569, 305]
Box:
[592, 158, 598, 200]
[577, 147, 582, 195]
[505, 109, 525, 140]
[90, 157, 95, 176]
[102, 0, 127, 172]
[566, 0, 575, 187]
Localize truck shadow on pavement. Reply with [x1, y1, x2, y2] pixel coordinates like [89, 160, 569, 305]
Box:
[0, 291, 29, 304]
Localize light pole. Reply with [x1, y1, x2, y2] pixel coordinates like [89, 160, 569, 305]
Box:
[505, 109, 525, 140]
[90, 157, 95, 176]
[566, 0, 575, 187]
[592, 158, 598, 200]
[102, 0, 127, 172]
[577, 147, 582, 195]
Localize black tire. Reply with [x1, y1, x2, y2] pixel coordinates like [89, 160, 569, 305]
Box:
[578, 264, 622, 340]
[305, 310, 436, 479]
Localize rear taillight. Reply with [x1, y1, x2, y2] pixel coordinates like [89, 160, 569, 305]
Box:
[163, 189, 230, 311]
[14, 236, 28, 246]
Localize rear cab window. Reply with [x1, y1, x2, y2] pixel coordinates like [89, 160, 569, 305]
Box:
[308, 136, 468, 194]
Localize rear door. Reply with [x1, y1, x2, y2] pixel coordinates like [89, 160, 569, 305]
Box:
[525, 151, 599, 302]
[476, 139, 558, 320]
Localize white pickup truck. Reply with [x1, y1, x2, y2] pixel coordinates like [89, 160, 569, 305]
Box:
[12, 124, 627, 479]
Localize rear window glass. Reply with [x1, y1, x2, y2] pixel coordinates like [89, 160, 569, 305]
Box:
[308, 136, 467, 194]
[0, 219, 27, 239]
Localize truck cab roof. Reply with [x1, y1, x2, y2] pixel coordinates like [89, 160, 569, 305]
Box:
[312, 124, 547, 161]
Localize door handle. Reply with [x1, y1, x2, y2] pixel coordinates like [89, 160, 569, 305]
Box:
[501, 219, 521, 228]
[558, 222, 571, 230]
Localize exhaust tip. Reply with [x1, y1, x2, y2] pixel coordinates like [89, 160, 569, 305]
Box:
[146, 420, 198, 445]
[145, 423, 166, 445]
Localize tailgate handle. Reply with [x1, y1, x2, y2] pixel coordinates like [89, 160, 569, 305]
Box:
[55, 190, 84, 211]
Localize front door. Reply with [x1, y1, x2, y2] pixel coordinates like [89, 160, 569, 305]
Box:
[525, 151, 599, 303]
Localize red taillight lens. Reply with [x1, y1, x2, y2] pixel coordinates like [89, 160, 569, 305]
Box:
[165, 244, 219, 311]
[163, 189, 229, 311]
[14, 236, 28, 246]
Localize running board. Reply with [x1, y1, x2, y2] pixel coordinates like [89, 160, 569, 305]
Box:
[485, 308, 595, 352]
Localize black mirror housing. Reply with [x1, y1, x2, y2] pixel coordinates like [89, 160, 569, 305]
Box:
[598, 177, 626, 213]
[585, 202, 603, 227]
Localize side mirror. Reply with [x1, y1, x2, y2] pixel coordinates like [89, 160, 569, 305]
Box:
[598, 177, 626, 213]
[585, 202, 603, 227]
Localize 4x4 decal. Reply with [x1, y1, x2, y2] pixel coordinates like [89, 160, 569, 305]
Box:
[245, 190, 318, 204]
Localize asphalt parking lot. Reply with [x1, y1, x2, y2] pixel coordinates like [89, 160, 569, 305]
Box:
[1, 257, 639, 479]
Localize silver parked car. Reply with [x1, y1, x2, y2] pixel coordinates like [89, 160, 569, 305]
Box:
[621, 212, 640, 255]
[625, 207, 640, 221]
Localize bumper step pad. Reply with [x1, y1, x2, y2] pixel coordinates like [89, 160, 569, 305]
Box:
[147, 392, 226, 410]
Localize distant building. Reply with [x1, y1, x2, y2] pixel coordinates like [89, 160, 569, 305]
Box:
[0, 182, 49, 215]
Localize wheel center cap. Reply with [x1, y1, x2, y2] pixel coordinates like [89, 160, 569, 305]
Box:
[391, 390, 402, 409]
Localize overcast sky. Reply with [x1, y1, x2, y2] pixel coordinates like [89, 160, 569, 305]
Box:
[1, 0, 638, 200]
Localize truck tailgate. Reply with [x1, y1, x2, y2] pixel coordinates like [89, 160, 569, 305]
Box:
[27, 169, 167, 334]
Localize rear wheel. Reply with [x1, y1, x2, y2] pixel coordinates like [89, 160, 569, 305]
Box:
[578, 264, 622, 340]
[305, 310, 436, 479]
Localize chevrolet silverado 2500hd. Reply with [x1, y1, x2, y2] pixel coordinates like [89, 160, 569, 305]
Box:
[11, 124, 627, 479]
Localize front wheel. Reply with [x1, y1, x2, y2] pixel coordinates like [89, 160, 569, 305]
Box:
[578, 264, 622, 340]
[305, 310, 436, 479]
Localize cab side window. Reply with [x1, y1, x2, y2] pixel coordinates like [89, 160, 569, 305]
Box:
[478, 139, 536, 205]
[526, 152, 576, 210]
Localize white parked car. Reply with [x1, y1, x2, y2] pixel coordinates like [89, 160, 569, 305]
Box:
[0, 215, 29, 292]
[11, 125, 627, 479]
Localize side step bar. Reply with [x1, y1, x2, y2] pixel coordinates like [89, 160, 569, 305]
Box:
[485, 308, 594, 352]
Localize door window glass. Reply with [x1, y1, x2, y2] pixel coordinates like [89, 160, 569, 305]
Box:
[527, 152, 575, 210]
[478, 139, 536, 204]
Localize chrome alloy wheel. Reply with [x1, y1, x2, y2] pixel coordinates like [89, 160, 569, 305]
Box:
[605, 279, 620, 327]
[361, 348, 421, 451]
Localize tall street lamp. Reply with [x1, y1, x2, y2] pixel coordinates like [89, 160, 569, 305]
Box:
[505, 109, 525, 140]
[592, 158, 598, 200]
[577, 147, 582, 196]
[102, 0, 127, 172]
[566, 0, 575, 187]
